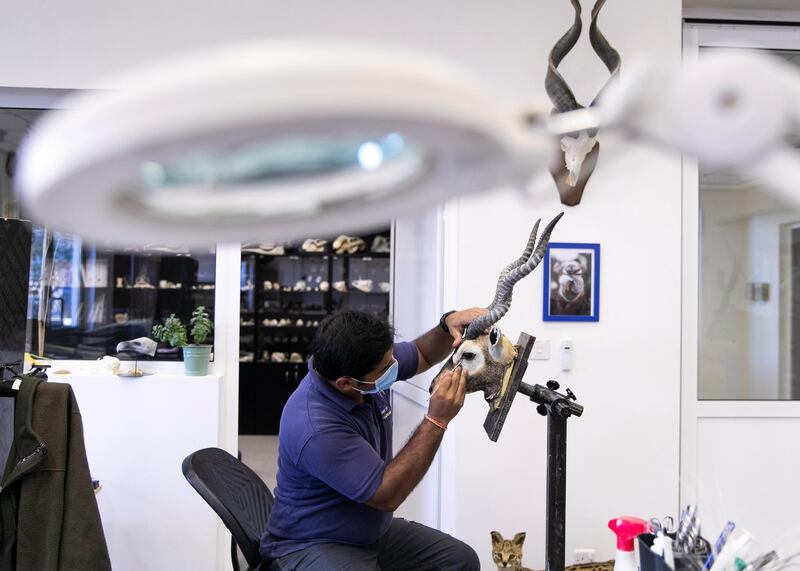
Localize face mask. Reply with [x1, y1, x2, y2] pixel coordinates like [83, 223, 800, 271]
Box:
[349, 359, 399, 394]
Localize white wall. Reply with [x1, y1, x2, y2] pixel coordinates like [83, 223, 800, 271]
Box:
[0, 1, 682, 569]
[444, 152, 682, 567]
[434, 2, 682, 568]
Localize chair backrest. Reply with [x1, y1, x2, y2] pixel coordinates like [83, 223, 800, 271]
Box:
[182, 447, 274, 568]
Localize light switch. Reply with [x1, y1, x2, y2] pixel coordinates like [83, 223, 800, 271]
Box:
[531, 339, 551, 360]
[561, 339, 573, 371]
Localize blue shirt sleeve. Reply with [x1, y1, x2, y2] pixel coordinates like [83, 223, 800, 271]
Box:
[296, 427, 385, 504]
[393, 341, 419, 381]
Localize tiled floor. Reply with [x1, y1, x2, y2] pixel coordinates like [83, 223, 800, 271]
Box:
[239, 434, 279, 492]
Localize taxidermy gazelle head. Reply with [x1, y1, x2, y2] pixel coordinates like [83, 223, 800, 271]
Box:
[546, 0, 620, 205]
[431, 213, 563, 408]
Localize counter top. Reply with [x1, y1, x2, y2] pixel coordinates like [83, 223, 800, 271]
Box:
[49, 372, 221, 383]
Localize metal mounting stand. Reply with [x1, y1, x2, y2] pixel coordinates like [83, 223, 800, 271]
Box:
[480, 332, 585, 571]
[518, 380, 584, 571]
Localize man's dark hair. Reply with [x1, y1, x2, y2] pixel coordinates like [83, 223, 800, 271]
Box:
[312, 310, 394, 380]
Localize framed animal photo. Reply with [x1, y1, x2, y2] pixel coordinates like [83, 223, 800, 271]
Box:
[543, 243, 600, 322]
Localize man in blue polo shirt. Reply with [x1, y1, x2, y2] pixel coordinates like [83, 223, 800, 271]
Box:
[261, 309, 484, 570]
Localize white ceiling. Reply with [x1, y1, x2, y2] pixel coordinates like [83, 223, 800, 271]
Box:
[685, 0, 800, 10]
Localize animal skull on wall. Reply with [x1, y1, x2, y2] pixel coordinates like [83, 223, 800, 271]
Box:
[431, 213, 563, 409]
[546, 0, 621, 206]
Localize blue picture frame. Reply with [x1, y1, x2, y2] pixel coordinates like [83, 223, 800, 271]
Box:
[542, 242, 600, 322]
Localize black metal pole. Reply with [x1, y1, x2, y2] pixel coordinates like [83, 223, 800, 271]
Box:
[546, 411, 568, 571]
[518, 381, 581, 571]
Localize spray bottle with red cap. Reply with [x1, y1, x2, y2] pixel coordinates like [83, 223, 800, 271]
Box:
[608, 517, 650, 571]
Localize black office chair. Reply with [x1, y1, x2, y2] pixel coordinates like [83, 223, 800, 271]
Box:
[182, 447, 274, 571]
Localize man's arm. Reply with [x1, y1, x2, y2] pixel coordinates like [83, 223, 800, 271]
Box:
[414, 308, 487, 374]
[366, 366, 467, 512]
[365, 420, 443, 512]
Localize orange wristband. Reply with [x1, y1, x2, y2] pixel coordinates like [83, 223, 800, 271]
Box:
[424, 414, 448, 431]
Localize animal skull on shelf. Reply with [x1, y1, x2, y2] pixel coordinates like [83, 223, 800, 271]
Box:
[546, 0, 620, 206]
[430, 213, 563, 409]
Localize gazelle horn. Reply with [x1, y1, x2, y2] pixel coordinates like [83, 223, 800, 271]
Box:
[463, 213, 564, 340]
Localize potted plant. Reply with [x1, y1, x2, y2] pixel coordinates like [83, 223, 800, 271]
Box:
[152, 306, 213, 376]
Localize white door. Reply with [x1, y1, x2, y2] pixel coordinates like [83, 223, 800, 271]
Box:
[681, 23, 800, 545]
[389, 206, 447, 528]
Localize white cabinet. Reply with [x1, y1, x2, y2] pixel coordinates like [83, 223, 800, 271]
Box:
[52, 374, 222, 571]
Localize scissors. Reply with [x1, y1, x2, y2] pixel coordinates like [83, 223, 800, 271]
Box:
[650, 516, 676, 535]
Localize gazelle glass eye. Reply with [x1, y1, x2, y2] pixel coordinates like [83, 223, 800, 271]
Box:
[462, 352, 476, 361]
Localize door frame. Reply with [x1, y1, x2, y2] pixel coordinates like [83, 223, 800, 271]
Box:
[680, 22, 800, 508]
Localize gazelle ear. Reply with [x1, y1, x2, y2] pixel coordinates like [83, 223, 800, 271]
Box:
[489, 327, 501, 346]
[513, 532, 527, 546]
[491, 531, 503, 547]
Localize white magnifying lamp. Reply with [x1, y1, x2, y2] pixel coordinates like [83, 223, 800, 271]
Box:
[583, 49, 800, 203]
[16, 41, 551, 246]
[16, 42, 800, 247]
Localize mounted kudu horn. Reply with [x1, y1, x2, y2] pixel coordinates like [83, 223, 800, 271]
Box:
[546, 0, 621, 206]
[431, 213, 564, 410]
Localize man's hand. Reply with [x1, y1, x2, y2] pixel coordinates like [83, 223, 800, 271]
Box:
[368, 366, 467, 512]
[445, 307, 488, 348]
[428, 365, 467, 423]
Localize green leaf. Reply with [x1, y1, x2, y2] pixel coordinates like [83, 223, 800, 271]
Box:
[151, 314, 188, 348]
[190, 306, 213, 345]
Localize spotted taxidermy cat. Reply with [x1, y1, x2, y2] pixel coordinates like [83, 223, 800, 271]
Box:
[491, 531, 616, 571]
[566, 562, 615, 571]
[491, 531, 532, 570]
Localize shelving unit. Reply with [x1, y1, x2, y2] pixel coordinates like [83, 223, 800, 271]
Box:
[239, 230, 392, 434]
[29, 243, 216, 360]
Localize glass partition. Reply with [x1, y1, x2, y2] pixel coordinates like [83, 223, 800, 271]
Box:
[1, 106, 218, 361]
[24, 230, 216, 360]
[698, 49, 800, 399]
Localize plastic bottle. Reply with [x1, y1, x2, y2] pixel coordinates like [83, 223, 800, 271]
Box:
[608, 516, 650, 571]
